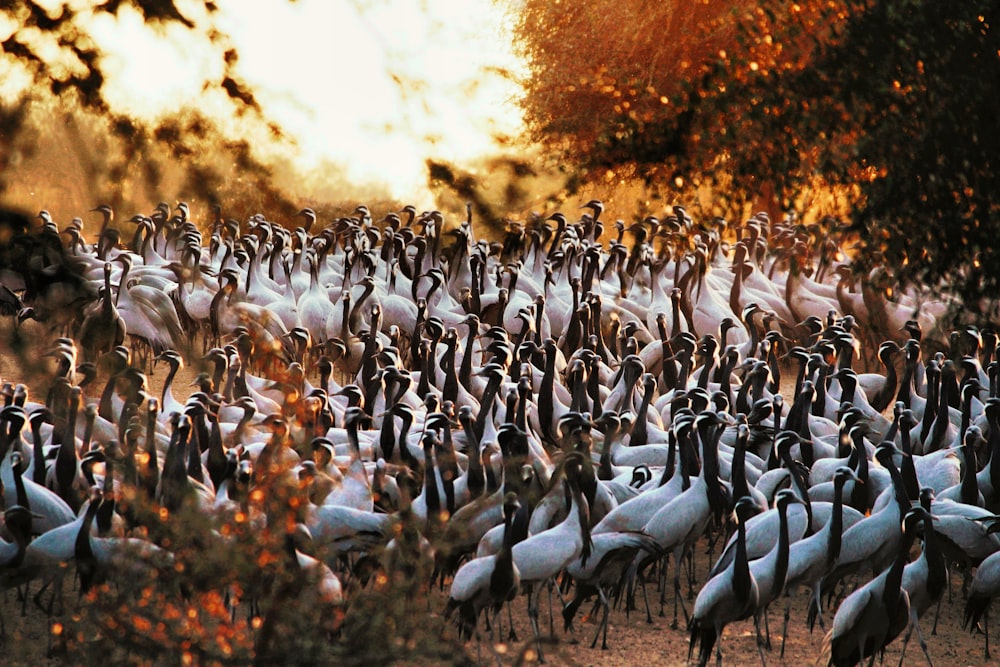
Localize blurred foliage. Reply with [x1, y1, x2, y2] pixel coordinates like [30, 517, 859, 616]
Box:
[1, 1, 255, 114]
[0, 0, 288, 223]
[53, 455, 471, 666]
[0, 1, 411, 227]
[513, 0, 1000, 315]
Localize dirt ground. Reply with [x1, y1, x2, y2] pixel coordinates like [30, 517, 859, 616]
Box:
[0, 549, 993, 666]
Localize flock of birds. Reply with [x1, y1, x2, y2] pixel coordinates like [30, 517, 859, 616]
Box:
[0, 199, 998, 666]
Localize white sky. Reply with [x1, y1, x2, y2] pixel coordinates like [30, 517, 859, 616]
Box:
[8, 0, 528, 204]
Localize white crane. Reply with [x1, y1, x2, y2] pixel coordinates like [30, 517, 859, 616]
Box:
[822, 506, 922, 667]
[780, 466, 858, 656]
[562, 529, 659, 650]
[965, 545, 1000, 660]
[510, 452, 593, 662]
[897, 500, 943, 667]
[445, 492, 520, 652]
[688, 496, 763, 667]
[639, 410, 730, 628]
[749, 488, 802, 651]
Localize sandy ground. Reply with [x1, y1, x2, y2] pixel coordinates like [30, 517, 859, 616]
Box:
[0, 546, 993, 666]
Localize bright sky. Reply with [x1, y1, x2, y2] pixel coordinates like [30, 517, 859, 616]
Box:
[16, 0, 528, 205]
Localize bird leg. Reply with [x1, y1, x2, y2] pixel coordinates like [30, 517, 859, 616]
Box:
[913, 616, 934, 667]
[897, 614, 914, 667]
[780, 597, 791, 658]
[672, 556, 691, 630]
[658, 557, 669, 617]
[551, 577, 570, 616]
[32, 577, 57, 618]
[807, 587, 826, 633]
[544, 576, 570, 648]
[546, 578, 556, 636]
[526, 585, 546, 663]
[17, 581, 31, 618]
[489, 607, 506, 667]
[625, 566, 653, 625]
[637, 567, 654, 624]
[755, 620, 768, 667]
[589, 586, 611, 650]
[36, 575, 65, 617]
[601, 592, 611, 651]
[474, 619, 483, 666]
[753, 612, 763, 648]
[507, 601, 518, 642]
[686, 547, 698, 600]
[704, 527, 719, 571]
[931, 595, 942, 635]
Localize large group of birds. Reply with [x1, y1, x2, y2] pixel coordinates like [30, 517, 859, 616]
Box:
[0, 199, 997, 666]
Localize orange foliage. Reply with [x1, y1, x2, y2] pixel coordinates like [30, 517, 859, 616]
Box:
[516, 0, 742, 152]
[514, 0, 863, 209]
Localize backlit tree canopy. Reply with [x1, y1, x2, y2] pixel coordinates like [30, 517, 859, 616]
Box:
[514, 0, 1000, 312]
[2, 1, 259, 113]
[0, 1, 312, 220]
[0, 1, 412, 223]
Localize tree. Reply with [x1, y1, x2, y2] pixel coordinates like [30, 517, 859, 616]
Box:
[1, 1, 261, 116]
[0, 1, 372, 224]
[513, 0, 1000, 314]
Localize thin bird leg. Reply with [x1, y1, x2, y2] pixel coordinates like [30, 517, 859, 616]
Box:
[55, 575, 66, 617]
[897, 612, 915, 667]
[624, 563, 637, 614]
[487, 606, 498, 644]
[589, 586, 611, 650]
[484, 605, 494, 634]
[526, 585, 545, 663]
[658, 556, 669, 617]
[705, 524, 723, 573]
[810, 587, 827, 632]
[780, 597, 792, 658]
[912, 616, 934, 667]
[638, 567, 653, 624]
[755, 619, 768, 667]
[14, 581, 28, 618]
[507, 601, 518, 642]
[489, 607, 506, 667]
[552, 576, 569, 611]
[601, 590, 611, 651]
[764, 606, 772, 650]
[546, 578, 556, 636]
[474, 619, 483, 666]
[986, 606, 991, 661]
[931, 595, 942, 635]
[32, 577, 56, 617]
[584, 596, 603, 631]
[715, 621, 725, 667]
[672, 554, 691, 629]
[686, 546, 697, 600]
